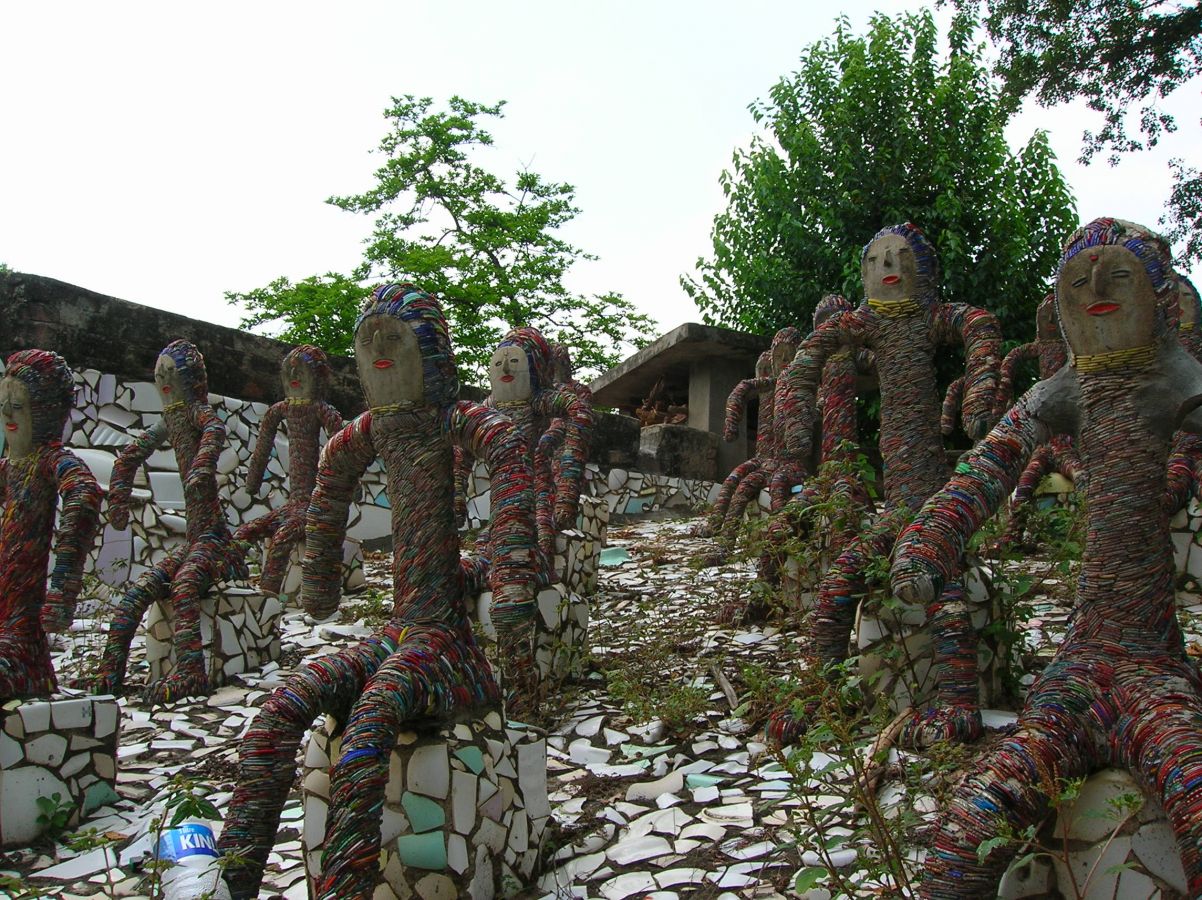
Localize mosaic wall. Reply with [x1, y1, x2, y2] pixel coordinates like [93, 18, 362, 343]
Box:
[0, 695, 120, 847]
[1172, 498, 1202, 584]
[58, 367, 369, 591]
[301, 707, 549, 899]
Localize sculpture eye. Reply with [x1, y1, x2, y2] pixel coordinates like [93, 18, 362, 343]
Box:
[1071, 275, 1088, 288]
[1111, 269, 1131, 280]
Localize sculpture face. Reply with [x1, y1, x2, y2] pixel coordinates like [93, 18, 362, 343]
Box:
[771, 340, 798, 376]
[490, 345, 532, 403]
[282, 357, 317, 400]
[1179, 278, 1200, 328]
[863, 233, 918, 302]
[0, 377, 33, 459]
[154, 354, 187, 406]
[355, 315, 424, 408]
[1036, 294, 1060, 341]
[1058, 244, 1157, 357]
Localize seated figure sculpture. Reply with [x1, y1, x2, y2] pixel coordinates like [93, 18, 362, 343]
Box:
[769, 223, 1002, 747]
[0, 350, 101, 699]
[699, 326, 801, 544]
[891, 217, 1202, 897]
[234, 344, 344, 596]
[93, 340, 243, 703]
[217, 284, 537, 900]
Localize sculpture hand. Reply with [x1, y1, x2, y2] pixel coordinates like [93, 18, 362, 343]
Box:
[109, 502, 130, 532]
[246, 474, 263, 497]
[891, 560, 939, 608]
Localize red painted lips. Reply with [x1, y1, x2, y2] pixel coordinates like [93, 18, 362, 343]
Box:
[4, 423, 16, 432]
[500, 375, 515, 383]
[1086, 302, 1120, 316]
[882, 275, 900, 285]
[373, 360, 394, 369]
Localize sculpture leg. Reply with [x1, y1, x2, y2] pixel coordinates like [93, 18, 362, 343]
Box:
[316, 627, 500, 900]
[0, 624, 55, 700]
[217, 631, 399, 899]
[93, 546, 185, 694]
[769, 461, 808, 512]
[919, 660, 1099, 897]
[143, 534, 229, 704]
[766, 511, 904, 745]
[900, 584, 984, 748]
[699, 460, 759, 538]
[1003, 444, 1055, 545]
[261, 507, 304, 596]
[719, 465, 768, 547]
[1115, 661, 1202, 894]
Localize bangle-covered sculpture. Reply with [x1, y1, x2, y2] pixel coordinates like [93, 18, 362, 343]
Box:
[234, 345, 344, 595]
[0, 350, 101, 699]
[700, 326, 802, 543]
[768, 223, 1002, 747]
[217, 284, 538, 900]
[93, 340, 242, 704]
[1176, 273, 1202, 361]
[891, 217, 1202, 897]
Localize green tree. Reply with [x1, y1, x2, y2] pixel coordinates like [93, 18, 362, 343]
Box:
[682, 11, 1077, 342]
[952, 0, 1202, 265]
[230, 95, 654, 382]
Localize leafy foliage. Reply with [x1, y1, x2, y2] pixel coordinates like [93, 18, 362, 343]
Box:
[682, 11, 1077, 341]
[231, 96, 654, 382]
[952, 0, 1202, 266]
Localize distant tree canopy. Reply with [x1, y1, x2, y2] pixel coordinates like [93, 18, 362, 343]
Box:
[229, 95, 654, 383]
[953, 0, 1202, 266]
[682, 10, 1077, 343]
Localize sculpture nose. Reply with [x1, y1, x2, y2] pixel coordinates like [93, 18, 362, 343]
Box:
[884, 248, 895, 267]
[1091, 264, 1106, 296]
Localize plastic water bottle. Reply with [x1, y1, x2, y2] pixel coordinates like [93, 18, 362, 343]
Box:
[156, 821, 232, 900]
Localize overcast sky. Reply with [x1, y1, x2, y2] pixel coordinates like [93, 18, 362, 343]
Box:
[2, 1, 1198, 344]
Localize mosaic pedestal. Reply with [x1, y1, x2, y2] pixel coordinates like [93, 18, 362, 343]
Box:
[475, 583, 589, 684]
[600, 466, 718, 518]
[301, 707, 549, 899]
[0, 695, 121, 847]
[1000, 768, 1188, 899]
[145, 584, 283, 687]
[554, 496, 609, 597]
[856, 562, 1003, 715]
[1171, 498, 1202, 585]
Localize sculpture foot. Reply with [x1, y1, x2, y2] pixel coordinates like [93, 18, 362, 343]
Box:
[85, 669, 126, 696]
[144, 669, 210, 705]
[899, 706, 983, 750]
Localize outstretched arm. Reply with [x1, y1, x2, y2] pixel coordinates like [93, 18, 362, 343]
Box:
[533, 386, 594, 528]
[724, 376, 774, 442]
[186, 404, 226, 480]
[941, 376, 965, 437]
[245, 401, 287, 495]
[1164, 431, 1202, 516]
[933, 304, 1003, 439]
[891, 393, 1051, 605]
[108, 419, 167, 530]
[317, 400, 345, 439]
[777, 311, 866, 463]
[302, 414, 376, 619]
[42, 448, 103, 632]
[451, 401, 537, 629]
[995, 342, 1039, 415]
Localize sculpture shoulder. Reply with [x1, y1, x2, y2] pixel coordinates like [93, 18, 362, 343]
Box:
[1023, 366, 1081, 437]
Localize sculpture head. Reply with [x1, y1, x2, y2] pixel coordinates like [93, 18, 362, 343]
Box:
[155, 340, 209, 408]
[753, 350, 773, 379]
[1035, 293, 1060, 342]
[354, 283, 457, 411]
[861, 223, 939, 305]
[1, 349, 75, 457]
[1178, 274, 1201, 330]
[1056, 218, 1173, 360]
[550, 343, 573, 386]
[769, 326, 803, 377]
[490, 327, 551, 405]
[281, 344, 331, 401]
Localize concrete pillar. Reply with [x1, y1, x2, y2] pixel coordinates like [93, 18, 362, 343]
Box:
[688, 358, 747, 477]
